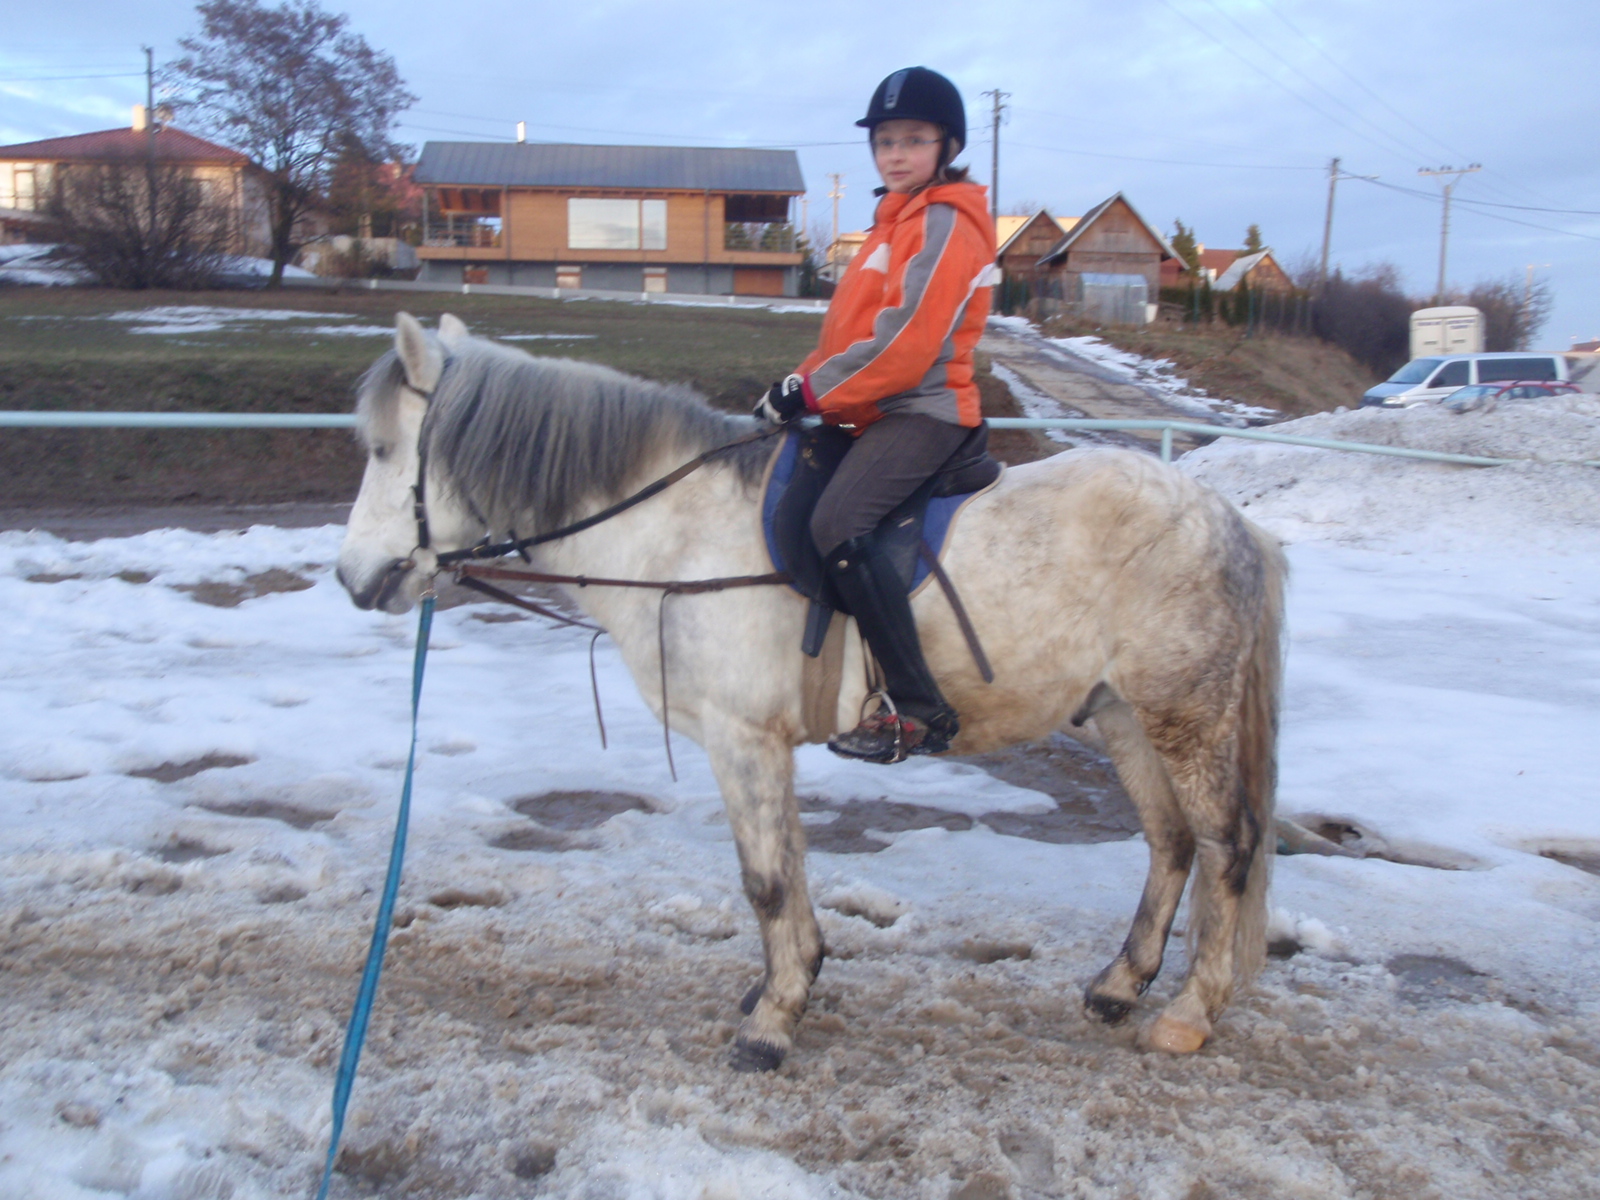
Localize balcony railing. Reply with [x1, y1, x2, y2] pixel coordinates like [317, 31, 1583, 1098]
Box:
[423, 216, 502, 249]
[724, 221, 795, 253]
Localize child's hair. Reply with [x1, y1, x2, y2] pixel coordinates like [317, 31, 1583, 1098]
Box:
[937, 163, 971, 184]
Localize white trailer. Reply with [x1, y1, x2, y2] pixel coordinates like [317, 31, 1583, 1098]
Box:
[1411, 306, 1484, 358]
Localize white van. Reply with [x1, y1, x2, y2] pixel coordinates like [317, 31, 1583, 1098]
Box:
[1360, 352, 1570, 407]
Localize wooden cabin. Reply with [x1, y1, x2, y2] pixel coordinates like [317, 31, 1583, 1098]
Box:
[996, 209, 1073, 284]
[413, 142, 805, 296]
[1036, 193, 1179, 324]
[1161, 246, 1295, 292]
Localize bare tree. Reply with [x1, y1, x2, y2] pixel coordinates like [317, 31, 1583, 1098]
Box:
[49, 158, 231, 288]
[167, 0, 415, 286]
[1455, 272, 1554, 351]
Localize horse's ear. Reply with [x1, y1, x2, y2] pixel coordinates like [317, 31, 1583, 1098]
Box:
[438, 313, 470, 348]
[394, 311, 443, 396]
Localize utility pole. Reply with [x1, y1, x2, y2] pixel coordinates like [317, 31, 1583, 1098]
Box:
[826, 173, 844, 280]
[980, 88, 1010, 221]
[1317, 157, 1377, 288]
[1524, 262, 1551, 342]
[1418, 164, 1481, 304]
[142, 46, 157, 237]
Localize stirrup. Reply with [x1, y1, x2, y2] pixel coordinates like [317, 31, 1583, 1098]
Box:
[827, 692, 957, 765]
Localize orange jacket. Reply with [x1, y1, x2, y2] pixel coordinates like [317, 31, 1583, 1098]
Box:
[798, 180, 998, 430]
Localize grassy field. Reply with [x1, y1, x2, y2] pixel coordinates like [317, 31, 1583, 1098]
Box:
[0, 287, 1049, 508]
[0, 287, 830, 506]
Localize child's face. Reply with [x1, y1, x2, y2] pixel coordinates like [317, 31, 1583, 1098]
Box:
[872, 119, 943, 194]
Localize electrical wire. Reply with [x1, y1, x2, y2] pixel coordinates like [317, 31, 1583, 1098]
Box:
[1004, 139, 1320, 171]
[1195, 0, 1444, 169]
[1357, 177, 1600, 242]
[0, 72, 144, 82]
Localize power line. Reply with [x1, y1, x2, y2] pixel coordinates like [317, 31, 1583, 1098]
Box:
[0, 71, 144, 82]
[1255, 0, 1564, 212]
[1157, 0, 1445, 172]
[1357, 176, 1600, 243]
[1004, 139, 1320, 171]
[1195, 0, 1445, 169]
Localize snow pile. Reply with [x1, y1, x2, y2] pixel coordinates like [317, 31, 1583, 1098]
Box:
[1181, 397, 1600, 551]
[2, 512, 1600, 1196]
[0, 243, 88, 286]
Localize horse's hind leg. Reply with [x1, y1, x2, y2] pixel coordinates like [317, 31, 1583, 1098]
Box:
[1145, 763, 1263, 1054]
[703, 719, 823, 1073]
[1078, 691, 1196, 1025]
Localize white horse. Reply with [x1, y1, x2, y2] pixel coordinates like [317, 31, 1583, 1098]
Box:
[337, 312, 1286, 1070]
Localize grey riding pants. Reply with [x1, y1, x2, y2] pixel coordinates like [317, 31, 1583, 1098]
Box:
[808, 412, 973, 556]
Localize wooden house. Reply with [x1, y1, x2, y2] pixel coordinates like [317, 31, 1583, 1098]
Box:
[413, 142, 805, 296]
[1161, 246, 1294, 292]
[0, 107, 287, 256]
[1036, 193, 1180, 323]
[995, 209, 1073, 284]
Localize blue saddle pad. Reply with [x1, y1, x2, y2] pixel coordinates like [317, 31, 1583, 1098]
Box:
[761, 428, 988, 598]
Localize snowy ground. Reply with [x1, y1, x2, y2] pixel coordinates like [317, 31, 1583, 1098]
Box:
[986, 315, 1277, 427]
[0, 249, 315, 288]
[4, 411, 1600, 1197]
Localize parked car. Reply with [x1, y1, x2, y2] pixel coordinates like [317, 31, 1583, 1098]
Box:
[1442, 380, 1580, 413]
[1361, 352, 1570, 407]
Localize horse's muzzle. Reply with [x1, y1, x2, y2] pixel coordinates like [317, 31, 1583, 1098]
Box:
[339, 557, 417, 613]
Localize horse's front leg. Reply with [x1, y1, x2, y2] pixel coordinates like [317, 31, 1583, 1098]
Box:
[702, 716, 823, 1072]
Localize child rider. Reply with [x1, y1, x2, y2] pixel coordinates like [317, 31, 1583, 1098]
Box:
[755, 66, 998, 764]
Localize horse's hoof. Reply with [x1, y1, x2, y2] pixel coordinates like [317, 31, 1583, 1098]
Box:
[728, 1037, 785, 1073]
[1145, 1014, 1209, 1054]
[1084, 990, 1134, 1025]
[739, 981, 765, 1016]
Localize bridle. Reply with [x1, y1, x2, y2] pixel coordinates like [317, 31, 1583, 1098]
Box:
[391, 360, 789, 780]
[401, 356, 782, 573]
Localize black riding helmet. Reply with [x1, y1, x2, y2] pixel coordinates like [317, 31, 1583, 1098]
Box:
[857, 67, 966, 159]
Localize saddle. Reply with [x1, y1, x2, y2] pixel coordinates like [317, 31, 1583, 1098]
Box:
[761, 422, 1002, 656]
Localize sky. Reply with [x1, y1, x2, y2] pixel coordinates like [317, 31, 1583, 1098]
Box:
[4, 0, 1597, 346]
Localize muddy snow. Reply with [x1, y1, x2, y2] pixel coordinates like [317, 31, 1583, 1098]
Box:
[4, 402, 1600, 1197]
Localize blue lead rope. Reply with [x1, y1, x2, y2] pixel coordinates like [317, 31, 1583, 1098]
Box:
[315, 594, 435, 1200]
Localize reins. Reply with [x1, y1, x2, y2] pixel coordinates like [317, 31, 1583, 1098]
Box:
[451, 563, 791, 779]
[431, 424, 781, 567]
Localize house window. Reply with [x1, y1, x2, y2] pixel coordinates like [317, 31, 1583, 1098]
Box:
[567, 198, 667, 250]
[643, 266, 668, 293]
[556, 265, 582, 289]
[0, 164, 38, 211]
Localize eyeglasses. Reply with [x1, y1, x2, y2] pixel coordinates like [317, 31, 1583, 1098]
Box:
[872, 136, 941, 153]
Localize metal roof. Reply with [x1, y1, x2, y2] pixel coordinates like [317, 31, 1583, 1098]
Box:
[414, 142, 805, 193]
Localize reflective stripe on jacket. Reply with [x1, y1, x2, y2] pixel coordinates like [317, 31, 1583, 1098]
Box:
[798, 180, 997, 431]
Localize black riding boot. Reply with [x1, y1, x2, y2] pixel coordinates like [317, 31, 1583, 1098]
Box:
[823, 536, 959, 763]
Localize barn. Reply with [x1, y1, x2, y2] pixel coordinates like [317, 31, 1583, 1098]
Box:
[413, 142, 806, 296]
[1035, 192, 1181, 323]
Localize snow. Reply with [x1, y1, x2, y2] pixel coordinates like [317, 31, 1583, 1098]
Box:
[1180, 396, 1600, 553]
[0, 248, 313, 287]
[4, 422, 1600, 1195]
[1048, 333, 1278, 425]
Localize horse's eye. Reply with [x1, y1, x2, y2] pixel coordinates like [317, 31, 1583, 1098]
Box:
[371, 444, 391, 462]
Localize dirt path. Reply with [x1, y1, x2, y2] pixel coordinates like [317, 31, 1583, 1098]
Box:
[981, 322, 1223, 457]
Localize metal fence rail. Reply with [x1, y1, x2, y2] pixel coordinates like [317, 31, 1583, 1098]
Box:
[2, 412, 1594, 469]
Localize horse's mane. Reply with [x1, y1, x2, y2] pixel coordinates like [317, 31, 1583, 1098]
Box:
[357, 335, 769, 535]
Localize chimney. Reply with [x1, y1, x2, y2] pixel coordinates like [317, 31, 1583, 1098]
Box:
[516, 121, 526, 144]
[132, 104, 149, 132]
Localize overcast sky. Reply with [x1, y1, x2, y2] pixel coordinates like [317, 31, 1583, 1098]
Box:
[5, 0, 1596, 346]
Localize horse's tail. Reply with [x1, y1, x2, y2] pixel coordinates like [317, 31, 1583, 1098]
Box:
[1229, 520, 1286, 987]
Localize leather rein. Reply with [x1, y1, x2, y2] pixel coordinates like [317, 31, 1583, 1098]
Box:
[397, 363, 992, 775]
